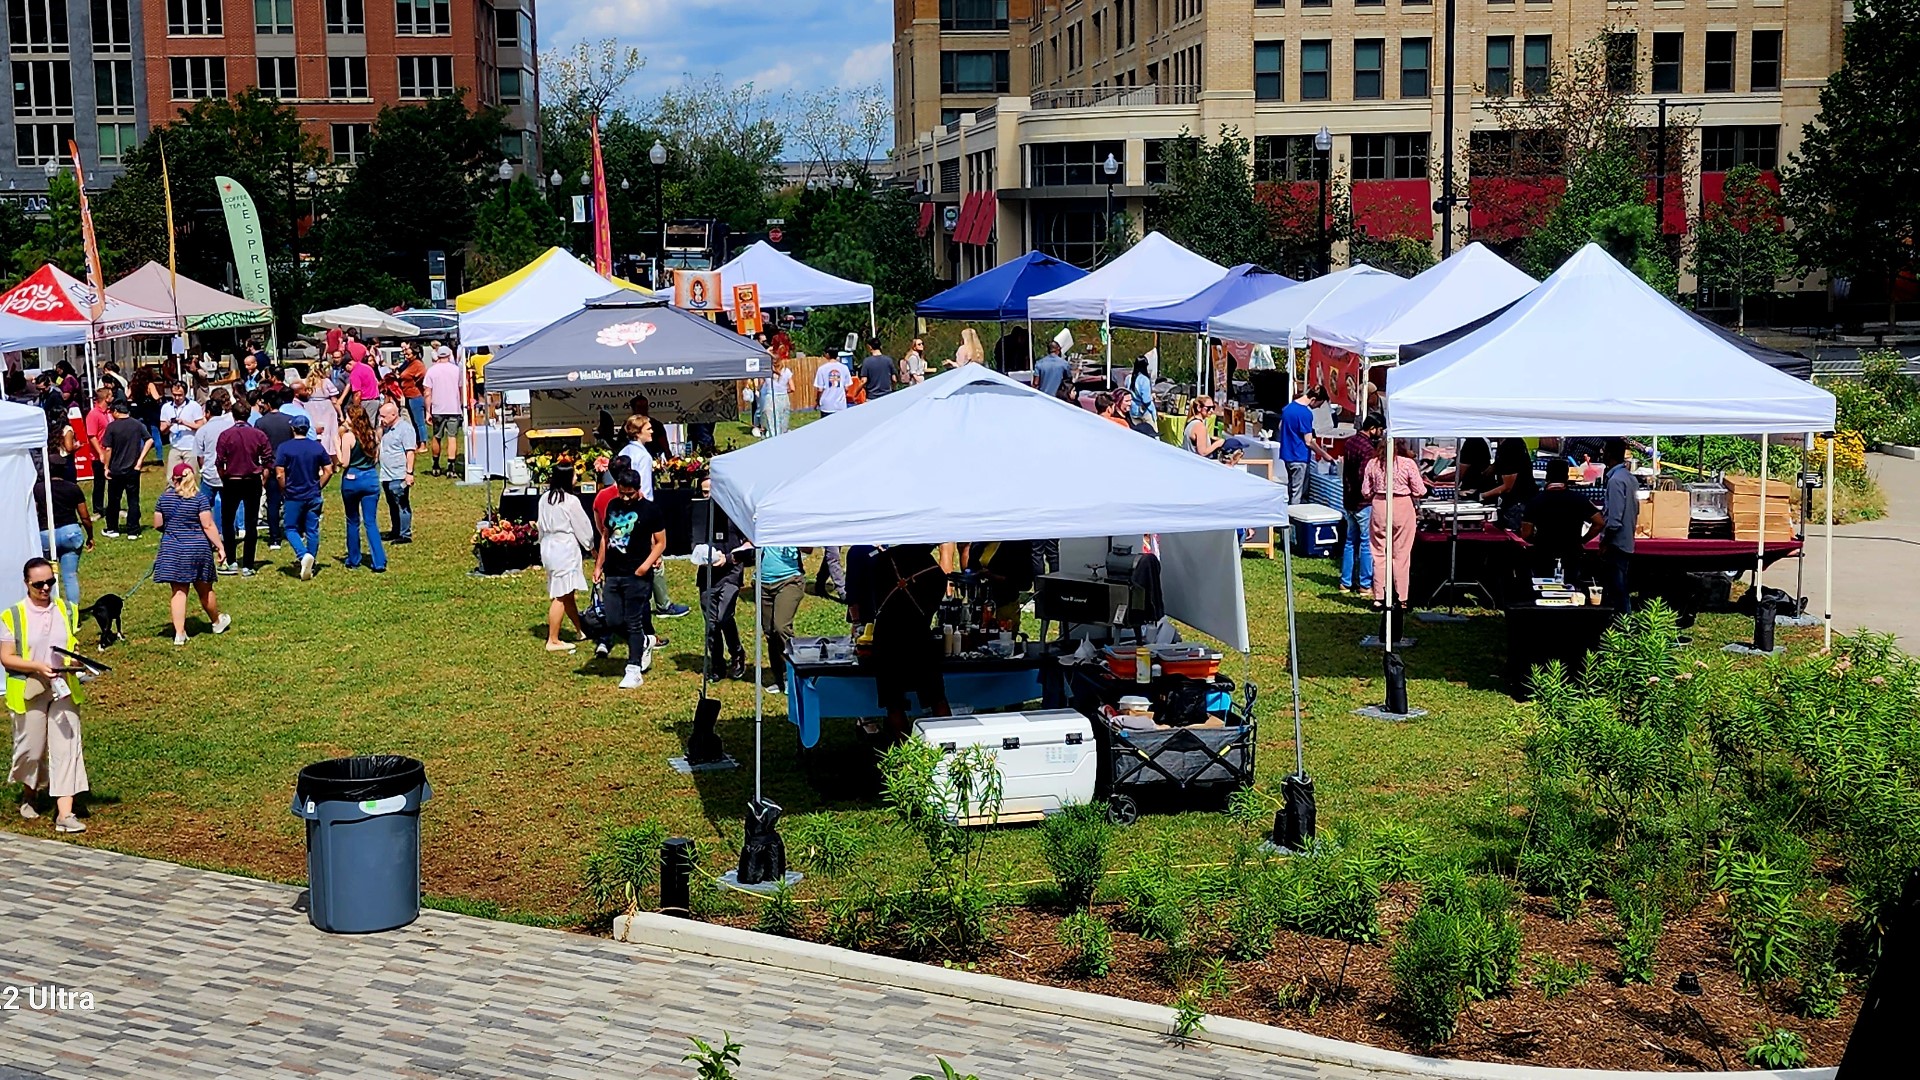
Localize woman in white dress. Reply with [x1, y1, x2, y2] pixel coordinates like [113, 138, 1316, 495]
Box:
[537, 463, 596, 651]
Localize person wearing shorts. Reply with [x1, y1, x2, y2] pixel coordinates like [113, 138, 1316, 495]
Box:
[421, 350, 465, 476]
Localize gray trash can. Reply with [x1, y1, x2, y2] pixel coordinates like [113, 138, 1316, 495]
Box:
[291, 755, 431, 934]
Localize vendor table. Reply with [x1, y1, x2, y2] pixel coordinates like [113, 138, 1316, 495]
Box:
[1411, 528, 1802, 610]
[784, 647, 1057, 748]
[1505, 602, 1617, 697]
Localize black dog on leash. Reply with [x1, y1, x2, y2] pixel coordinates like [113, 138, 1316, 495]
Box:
[79, 593, 125, 647]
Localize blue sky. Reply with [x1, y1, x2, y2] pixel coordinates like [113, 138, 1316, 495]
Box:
[539, 0, 894, 100]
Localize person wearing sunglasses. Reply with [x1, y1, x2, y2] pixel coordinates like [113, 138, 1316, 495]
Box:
[1, 558, 90, 833]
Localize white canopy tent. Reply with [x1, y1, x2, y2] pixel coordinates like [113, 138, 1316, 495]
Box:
[1025, 232, 1227, 378]
[1, 400, 47, 609]
[1380, 243, 1840, 648]
[301, 304, 422, 337]
[1306, 243, 1538, 357]
[710, 366, 1306, 804]
[715, 241, 876, 334]
[458, 249, 649, 348]
[1205, 264, 1404, 347]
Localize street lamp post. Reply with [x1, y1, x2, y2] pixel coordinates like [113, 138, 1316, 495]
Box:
[649, 140, 667, 288]
[1101, 152, 1119, 263]
[1315, 126, 1333, 276]
[497, 159, 513, 212]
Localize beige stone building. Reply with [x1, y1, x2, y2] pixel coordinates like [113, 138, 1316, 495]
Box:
[894, 0, 1846, 282]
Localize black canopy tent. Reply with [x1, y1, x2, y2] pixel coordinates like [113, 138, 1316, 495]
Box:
[483, 291, 774, 391]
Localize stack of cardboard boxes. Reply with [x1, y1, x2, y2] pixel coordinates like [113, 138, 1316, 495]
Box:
[1727, 475, 1799, 542]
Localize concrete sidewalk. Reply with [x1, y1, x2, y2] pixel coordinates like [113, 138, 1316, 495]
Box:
[1767, 451, 1920, 646]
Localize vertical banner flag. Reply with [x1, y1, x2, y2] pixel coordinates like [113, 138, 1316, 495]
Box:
[66, 141, 105, 321]
[732, 284, 762, 335]
[215, 175, 274, 312]
[160, 137, 178, 303]
[590, 113, 613, 277]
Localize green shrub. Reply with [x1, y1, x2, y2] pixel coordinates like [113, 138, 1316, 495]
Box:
[1528, 953, 1592, 999]
[581, 820, 668, 916]
[824, 893, 883, 952]
[879, 741, 1004, 958]
[1058, 911, 1115, 978]
[755, 883, 803, 937]
[1518, 791, 1603, 920]
[910, 1060, 981, 1080]
[684, 1033, 743, 1080]
[1715, 846, 1807, 988]
[1611, 883, 1663, 985]
[1744, 1027, 1808, 1070]
[1171, 993, 1207, 1040]
[1040, 804, 1114, 909]
[1359, 821, 1432, 883]
[1390, 867, 1523, 1045]
[1794, 917, 1846, 1019]
[785, 816, 865, 874]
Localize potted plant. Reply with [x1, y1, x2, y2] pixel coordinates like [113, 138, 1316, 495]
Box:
[652, 453, 711, 490]
[472, 518, 540, 575]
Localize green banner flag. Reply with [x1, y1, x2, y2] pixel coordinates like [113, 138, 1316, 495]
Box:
[214, 175, 275, 349]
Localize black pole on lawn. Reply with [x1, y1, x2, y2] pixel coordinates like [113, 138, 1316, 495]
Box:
[1439, 0, 1458, 257]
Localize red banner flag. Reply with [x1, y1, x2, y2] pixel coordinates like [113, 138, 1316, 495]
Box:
[590, 115, 613, 277]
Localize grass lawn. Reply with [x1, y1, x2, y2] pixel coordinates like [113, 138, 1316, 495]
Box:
[11, 453, 1809, 924]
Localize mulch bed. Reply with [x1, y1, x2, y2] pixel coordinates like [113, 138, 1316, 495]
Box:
[713, 884, 1858, 1071]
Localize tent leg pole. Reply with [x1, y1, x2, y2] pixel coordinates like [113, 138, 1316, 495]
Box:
[41, 432, 59, 599]
[1283, 525, 1304, 777]
[1384, 439, 1396, 652]
[869, 300, 876, 338]
[1755, 433, 1767, 593]
[754, 565, 764, 804]
[1104, 317, 1112, 386]
[1824, 434, 1834, 651]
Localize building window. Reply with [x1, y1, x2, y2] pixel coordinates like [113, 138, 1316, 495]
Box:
[1605, 32, 1635, 93]
[15, 122, 73, 166]
[1401, 38, 1430, 98]
[169, 57, 227, 100]
[939, 107, 963, 126]
[98, 122, 137, 163]
[1651, 32, 1682, 93]
[1144, 139, 1168, 184]
[1486, 36, 1512, 96]
[327, 55, 368, 98]
[1751, 30, 1782, 91]
[1301, 0, 1329, 7]
[1471, 129, 1564, 177]
[939, 0, 1008, 31]
[498, 68, 522, 104]
[1700, 125, 1778, 172]
[331, 122, 370, 164]
[1352, 133, 1428, 181]
[1029, 140, 1126, 187]
[1253, 135, 1324, 182]
[95, 59, 136, 117]
[256, 56, 296, 98]
[1255, 0, 1284, 6]
[11, 60, 72, 117]
[398, 55, 455, 98]
[496, 9, 517, 47]
[1254, 41, 1284, 101]
[939, 50, 1009, 93]
[1523, 35, 1551, 93]
[1704, 31, 1734, 92]
[394, 0, 450, 35]
[92, 0, 133, 52]
[6, 0, 68, 53]
[166, 0, 222, 35]
[325, 0, 364, 33]
[1300, 40, 1330, 100]
[254, 0, 291, 33]
[1354, 39, 1383, 99]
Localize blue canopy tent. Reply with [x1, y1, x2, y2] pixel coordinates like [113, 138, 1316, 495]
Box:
[916, 251, 1089, 370]
[1109, 264, 1296, 396]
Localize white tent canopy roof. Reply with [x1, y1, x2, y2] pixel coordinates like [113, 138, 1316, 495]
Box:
[302, 304, 422, 337]
[1385, 244, 1838, 437]
[458, 250, 647, 348]
[1026, 232, 1228, 322]
[1306, 243, 1538, 356]
[1205, 265, 1404, 346]
[715, 241, 874, 309]
[0, 400, 46, 608]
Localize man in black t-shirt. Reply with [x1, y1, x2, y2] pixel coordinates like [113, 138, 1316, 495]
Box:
[100, 401, 153, 538]
[860, 340, 896, 399]
[1521, 458, 1606, 580]
[593, 466, 667, 689]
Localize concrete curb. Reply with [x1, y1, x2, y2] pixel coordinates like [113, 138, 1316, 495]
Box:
[1874, 445, 1919, 460]
[614, 913, 1834, 1080]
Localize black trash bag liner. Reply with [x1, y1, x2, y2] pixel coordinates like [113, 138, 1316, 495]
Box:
[296, 755, 426, 805]
[1735, 584, 1802, 617]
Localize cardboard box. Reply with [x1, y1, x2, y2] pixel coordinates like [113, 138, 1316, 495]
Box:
[1734, 519, 1799, 542]
[1650, 490, 1690, 538]
[1725, 475, 1798, 500]
[1633, 490, 1654, 538]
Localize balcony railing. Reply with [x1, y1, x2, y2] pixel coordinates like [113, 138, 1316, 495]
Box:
[1029, 84, 1198, 110]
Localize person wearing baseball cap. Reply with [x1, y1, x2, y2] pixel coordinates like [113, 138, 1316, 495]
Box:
[275, 412, 334, 580]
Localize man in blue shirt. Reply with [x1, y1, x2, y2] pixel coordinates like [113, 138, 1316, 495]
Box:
[1033, 342, 1072, 398]
[275, 414, 334, 580]
[1279, 385, 1328, 505]
[1599, 437, 1638, 614]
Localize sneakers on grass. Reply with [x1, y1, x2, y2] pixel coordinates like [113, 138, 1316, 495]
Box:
[54, 815, 85, 834]
[299, 553, 315, 580]
[618, 664, 645, 689]
[212, 613, 231, 634]
[654, 603, 692, 619]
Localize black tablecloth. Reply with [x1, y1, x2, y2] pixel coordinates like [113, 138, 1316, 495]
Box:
[1504, 603, 1617, 697]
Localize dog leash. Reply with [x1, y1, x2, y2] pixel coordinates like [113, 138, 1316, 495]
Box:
[120, 570, 153, 603]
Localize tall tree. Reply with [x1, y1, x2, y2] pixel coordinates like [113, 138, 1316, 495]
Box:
[9, 171, 89, 278]
[1782, 0, 1920, 326]
[1694, 164, 1794, 330]
[469, 175, 567, 285]
[1155, 127, 1273, 267]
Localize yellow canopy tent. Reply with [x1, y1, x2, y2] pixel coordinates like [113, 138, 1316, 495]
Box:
[454, 247, 647, 312]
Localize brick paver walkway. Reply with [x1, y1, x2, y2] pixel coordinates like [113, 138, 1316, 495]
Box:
[0, 833, 1346, 1079]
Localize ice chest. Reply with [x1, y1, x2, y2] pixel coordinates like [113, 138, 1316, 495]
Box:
[1288, 504, 1344, 557]
[913, 709, 1096, 825]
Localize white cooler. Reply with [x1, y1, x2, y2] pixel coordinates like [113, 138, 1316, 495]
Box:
[913, 709, 1096, 825]
[1287, 503, 1344, 558]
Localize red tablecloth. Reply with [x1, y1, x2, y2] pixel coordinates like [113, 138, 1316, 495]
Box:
[1415, 528, 1801, 562]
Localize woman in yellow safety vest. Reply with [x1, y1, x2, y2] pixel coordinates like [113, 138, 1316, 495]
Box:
[1, 558, 89, 833]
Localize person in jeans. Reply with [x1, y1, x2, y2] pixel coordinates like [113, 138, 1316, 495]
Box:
[376, 401, 417, 543]
[392, 343, 429, 445]
[83, 386, 113, 517]
[33, 473, 93, 606]
[215, 397, 272, 576]
[1340, 412, 1383, 594]
[194, 389, 234, 551]
[594, 467, 666, 690]
[696, 479, 750, 680]
[251, 389, 296, 551]
[758, 543, 805, 694]
[337, 405, 387, 573]
[275, 413, 333, 580]
[99, 399, 152, 539]
[1599, 437, 1638, 614]
[1279, 385, 1329, 506]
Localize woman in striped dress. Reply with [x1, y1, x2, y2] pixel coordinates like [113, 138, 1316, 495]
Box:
[153, 463, 231, 646]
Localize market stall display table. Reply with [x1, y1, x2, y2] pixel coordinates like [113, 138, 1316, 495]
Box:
[1505, 601, 1616, 696]
[784, 644, 1058, 748]
[1411, 528, 1804, 611]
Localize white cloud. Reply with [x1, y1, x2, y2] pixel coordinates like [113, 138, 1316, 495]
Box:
[838, 42, 890, 87]
[743, 62, 799, 92]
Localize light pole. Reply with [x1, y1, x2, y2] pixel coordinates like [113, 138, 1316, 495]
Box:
[1101, 152, 1119, 262]
[649, 140, 667, 287]
[497, 159, 513, 212]
[1315, 126, 1333, 276]
[1438, 0, 1458, 256]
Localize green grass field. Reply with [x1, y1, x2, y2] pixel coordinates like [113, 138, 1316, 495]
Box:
[12, 455, 1801, 923]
